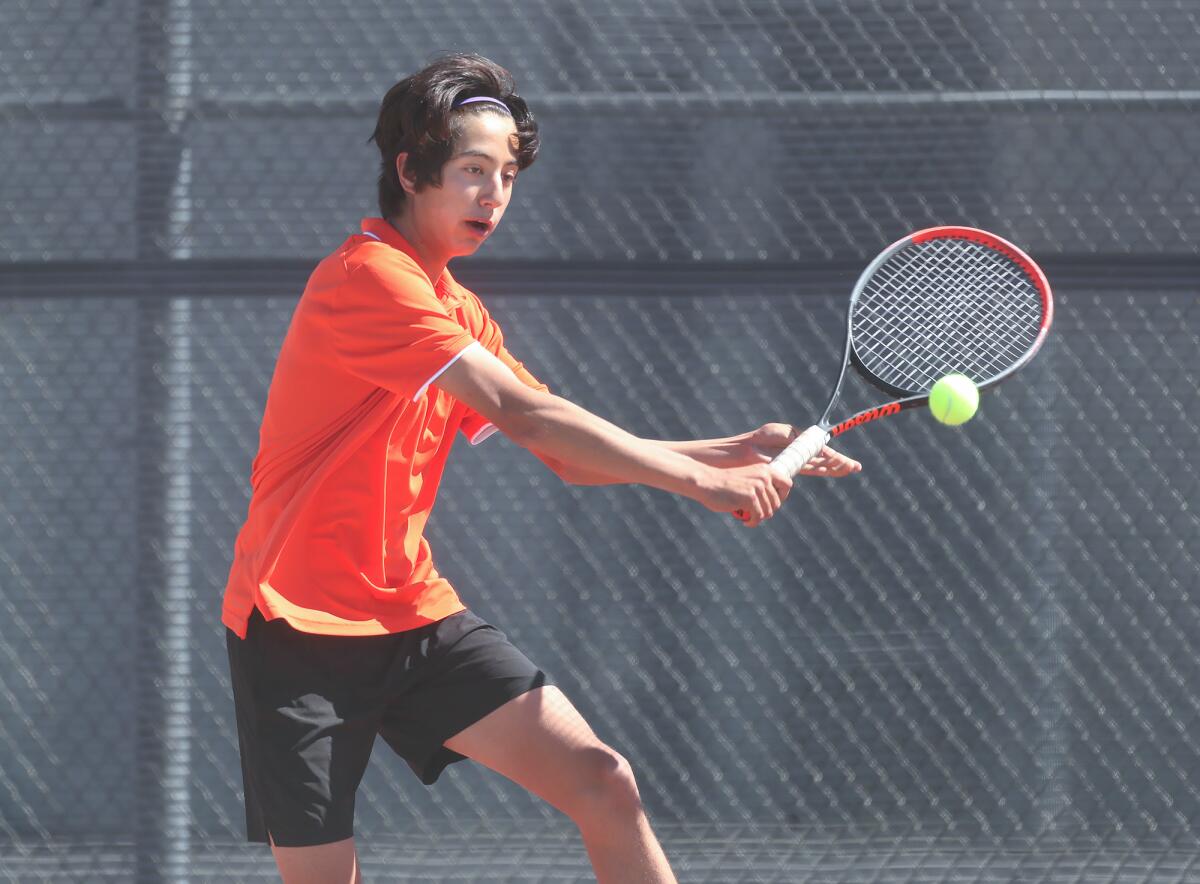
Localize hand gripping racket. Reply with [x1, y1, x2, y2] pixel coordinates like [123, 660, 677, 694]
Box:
[766, 226, 1053, 481]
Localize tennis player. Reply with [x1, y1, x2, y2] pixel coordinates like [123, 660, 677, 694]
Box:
[222, 53, 861, 884]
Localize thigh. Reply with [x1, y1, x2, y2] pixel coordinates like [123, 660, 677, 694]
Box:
[442, 685, 619, 815]
[377, 609, 550, 785]
[227, 609, 387, 847]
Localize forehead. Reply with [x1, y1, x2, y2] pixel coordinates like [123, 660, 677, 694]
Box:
[453, 113, 519, 162]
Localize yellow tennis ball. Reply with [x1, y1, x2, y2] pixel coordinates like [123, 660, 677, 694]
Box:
[929, 373, 979, 425]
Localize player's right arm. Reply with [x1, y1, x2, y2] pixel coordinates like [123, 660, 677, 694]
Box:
[436, 344, 791, 526]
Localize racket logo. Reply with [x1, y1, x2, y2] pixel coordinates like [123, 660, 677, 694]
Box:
[831, 402, 902, 436]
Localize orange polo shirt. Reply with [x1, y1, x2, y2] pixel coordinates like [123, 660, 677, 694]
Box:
[221, 217, 547, 638]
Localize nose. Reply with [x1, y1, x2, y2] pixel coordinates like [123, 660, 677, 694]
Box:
[478, 172, 505, 210]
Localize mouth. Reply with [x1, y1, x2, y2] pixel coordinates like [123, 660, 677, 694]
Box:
[464, 219, 492, 236]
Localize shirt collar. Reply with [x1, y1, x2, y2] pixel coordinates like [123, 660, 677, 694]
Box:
[358, 217, 462, 304]
[359, 217, 423, 264]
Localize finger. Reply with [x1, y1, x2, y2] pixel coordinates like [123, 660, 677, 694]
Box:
[821, 446, 862, 472]
[827, 451, 862, 472]
[758, 486, 780, 521]
[801, 452, 860, 476]
[800, 463, 853, 477]
[750, 500, 766, 527]
[761, 480, 781, 516]
[740, 502, 761, 528]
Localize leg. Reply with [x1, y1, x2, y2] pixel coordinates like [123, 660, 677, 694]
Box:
[269, 834, 363, 884]
[227, 612, 391, 883]
[443, 685, 677, 884]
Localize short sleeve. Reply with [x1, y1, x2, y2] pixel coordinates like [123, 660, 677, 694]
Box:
[331, 255, 477, 400]
[456, 294, 548, 445]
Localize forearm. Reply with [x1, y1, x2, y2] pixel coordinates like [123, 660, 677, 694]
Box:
[537, 434, 757, 486]
[650, 434, 758, 468]
[507, 395, 710, 497]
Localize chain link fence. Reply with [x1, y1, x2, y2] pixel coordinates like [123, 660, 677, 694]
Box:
[2, 1, 1198, 881]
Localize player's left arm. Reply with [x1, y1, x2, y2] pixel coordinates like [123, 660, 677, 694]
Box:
[461, 299, 858, 484]
[538, 424, 860, 485]
[659, 423, 862, 478]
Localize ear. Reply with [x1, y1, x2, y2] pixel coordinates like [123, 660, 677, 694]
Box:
[394, 152, 418, 196]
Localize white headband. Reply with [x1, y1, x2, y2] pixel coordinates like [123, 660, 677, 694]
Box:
[453, 96, 512, 115]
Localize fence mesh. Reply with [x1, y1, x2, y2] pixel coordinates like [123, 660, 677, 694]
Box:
[2, 1, 1199, 882]
[4, 0, 1199, 264]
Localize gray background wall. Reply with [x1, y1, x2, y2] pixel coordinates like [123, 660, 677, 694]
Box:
[1, 1, 1198, 881]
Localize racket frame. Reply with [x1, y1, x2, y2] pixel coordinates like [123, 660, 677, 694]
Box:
[764, 226, 1053, 480]
[820, 225, 1053, 438]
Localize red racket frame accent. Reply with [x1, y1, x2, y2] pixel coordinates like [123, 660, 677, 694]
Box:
[909, 226, 1055, 359]
[756, 225, 1054, 499]
[830, 401, 903, 437]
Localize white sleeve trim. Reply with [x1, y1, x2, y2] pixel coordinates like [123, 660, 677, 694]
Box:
[414, 340, 481, 401]
[469, 423, 499, 445]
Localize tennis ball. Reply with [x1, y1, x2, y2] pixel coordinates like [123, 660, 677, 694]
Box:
[929, 373, 979, 426]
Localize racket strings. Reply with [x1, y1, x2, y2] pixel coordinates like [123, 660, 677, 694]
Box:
[878, 254, 1035, 378]
[852, 238, 1043, 392]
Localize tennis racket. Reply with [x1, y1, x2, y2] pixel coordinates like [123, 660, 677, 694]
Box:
[760, 225, 1053, 484]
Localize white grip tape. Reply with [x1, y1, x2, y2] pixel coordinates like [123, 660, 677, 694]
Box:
[768, 425, 830, 478]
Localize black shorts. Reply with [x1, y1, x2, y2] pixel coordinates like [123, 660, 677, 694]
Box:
[226, 606, 550, 848]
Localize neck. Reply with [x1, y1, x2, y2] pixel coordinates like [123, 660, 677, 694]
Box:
[386, 212, 447, 283]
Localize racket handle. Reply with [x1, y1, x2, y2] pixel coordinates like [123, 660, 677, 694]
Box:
[768, 425, 830, 479]
[731, 425, 829, 523]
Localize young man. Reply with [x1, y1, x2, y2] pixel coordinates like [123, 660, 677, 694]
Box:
[222, 53, 861, 884]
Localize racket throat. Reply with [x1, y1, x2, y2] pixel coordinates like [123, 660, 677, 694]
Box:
[830, 401, 902, 436]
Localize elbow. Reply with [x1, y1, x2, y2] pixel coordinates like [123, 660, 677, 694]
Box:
[541, 454, 572, 483]
[493, 413, 541, 450]
[551, 467, 579, 486]
[491, 393, 555, 450]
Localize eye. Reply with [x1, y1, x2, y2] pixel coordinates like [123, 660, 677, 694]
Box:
[503, 171, 518, 184]
[465, 165, 483, 175]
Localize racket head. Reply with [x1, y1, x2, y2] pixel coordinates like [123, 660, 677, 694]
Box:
[845, 226, 1053, 400]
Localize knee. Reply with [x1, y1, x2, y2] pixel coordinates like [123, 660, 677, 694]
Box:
[564, 745, 644, 823]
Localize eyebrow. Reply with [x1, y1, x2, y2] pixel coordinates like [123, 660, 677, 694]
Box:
[454, 148, 519, 166]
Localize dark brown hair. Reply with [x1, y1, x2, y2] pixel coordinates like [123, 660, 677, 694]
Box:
[368, 53, 539, 217]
